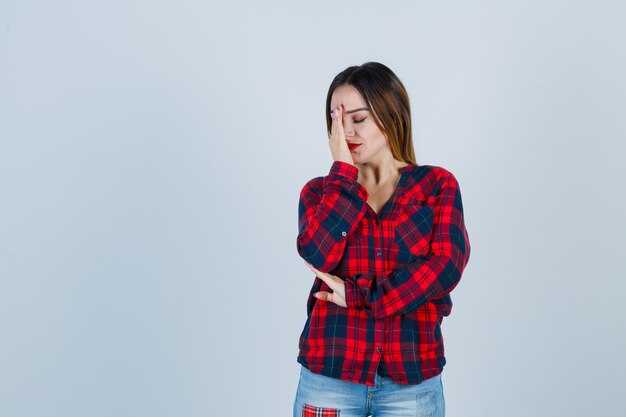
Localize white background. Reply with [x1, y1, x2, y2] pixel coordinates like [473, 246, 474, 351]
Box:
[1, 1, 625, 416]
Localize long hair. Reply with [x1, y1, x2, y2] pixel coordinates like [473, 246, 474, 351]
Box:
[325, 62, 416, 164]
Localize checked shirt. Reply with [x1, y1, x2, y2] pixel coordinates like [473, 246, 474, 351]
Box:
[296, 160, 471, 387]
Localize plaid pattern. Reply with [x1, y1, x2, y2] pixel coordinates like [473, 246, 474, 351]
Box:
[296, 161, 471, 387]
[302, 403, 340, 416]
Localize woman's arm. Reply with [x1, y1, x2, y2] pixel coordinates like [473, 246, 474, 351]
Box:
[296, 161, 369, 272]
[344, 171, 471, 319]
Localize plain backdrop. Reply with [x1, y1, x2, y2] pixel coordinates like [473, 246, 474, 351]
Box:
[1, 1, 625, 416]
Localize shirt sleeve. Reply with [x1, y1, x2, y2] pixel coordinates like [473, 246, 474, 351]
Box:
[344, 171, 471, 318]
[296, 161, 370, 272]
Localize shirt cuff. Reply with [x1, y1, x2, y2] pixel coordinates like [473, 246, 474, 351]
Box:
[345, 272, 367, 310]
[328, 161, 359, 182]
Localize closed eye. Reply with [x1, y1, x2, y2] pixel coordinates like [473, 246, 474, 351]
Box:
[354, 117, 367, 123]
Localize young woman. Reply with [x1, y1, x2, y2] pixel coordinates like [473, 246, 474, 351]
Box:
[293, 62, 471, 417]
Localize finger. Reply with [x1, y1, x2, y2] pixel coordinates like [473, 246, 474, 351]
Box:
[306, 263, 331, 286]
[314, 291, 337, 304]
[335, 105, 345, 133]
[305, 261, 323, 278]
[330, 105, 345, 140]
[305, 261, 324, 277]
[314, 291, 329, 301]
[314, 291, 347, 308]
[305, 262, 335, 288]
[307, 263, 346, 295]
[304, 261, 318, 274]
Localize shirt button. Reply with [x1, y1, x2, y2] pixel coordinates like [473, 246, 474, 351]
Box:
[376, 252, 382, 257]
[341, 231, 347, 236]
[376, 346, 381, 353]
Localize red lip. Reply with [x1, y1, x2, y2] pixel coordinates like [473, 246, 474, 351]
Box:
[348, 143, 362, 150]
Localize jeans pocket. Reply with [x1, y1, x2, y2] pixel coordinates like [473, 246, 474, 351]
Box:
[302, 403, 340, 416]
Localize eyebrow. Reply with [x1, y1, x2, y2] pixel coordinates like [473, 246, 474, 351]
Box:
[345, 107, 369, 114]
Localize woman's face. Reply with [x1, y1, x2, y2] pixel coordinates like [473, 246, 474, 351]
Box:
[329, 84, 389, 165]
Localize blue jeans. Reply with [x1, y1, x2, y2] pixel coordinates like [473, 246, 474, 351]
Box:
[292, 365, 445, 417]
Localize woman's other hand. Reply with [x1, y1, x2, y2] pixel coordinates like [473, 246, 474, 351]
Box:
[304, 261, 347, 308]
[329, 104, 355, 166]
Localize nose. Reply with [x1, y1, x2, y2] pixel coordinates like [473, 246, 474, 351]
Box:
[344, 122, 355, 138]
